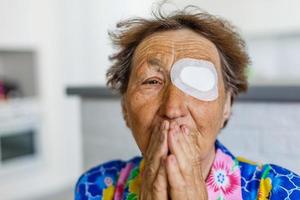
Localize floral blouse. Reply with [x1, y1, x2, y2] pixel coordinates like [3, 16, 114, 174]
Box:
[75, 140, 300, 200]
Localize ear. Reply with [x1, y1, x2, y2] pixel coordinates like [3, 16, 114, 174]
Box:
[121, 95, 131, 128]
[221, 91, 232, 127]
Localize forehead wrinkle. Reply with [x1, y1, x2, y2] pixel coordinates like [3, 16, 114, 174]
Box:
[136, 35, 175, 50]
[133, 30, 221, 73]
[133, 39, 176, 72]
[133, 49, 175, 72]
[134, 40, 175, 62]
[174, 45, 221, 68]
[138, 34, 176, 45]
[175, 41, 217, 52]
[135, 34, 177, 54]
[133, 52, 171, 77]
[136, 43, 175, 57]
[175, 50, 219, 65]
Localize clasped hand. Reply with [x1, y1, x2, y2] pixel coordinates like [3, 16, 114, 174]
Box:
[139, 120, 208, 200]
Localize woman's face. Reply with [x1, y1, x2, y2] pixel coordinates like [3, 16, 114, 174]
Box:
[122, 29, 231, 161]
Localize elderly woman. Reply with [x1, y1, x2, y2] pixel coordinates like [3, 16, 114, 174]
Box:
[75, 6, 300, 200]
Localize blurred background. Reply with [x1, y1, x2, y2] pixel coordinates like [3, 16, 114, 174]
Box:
[1, 0, 300, 199]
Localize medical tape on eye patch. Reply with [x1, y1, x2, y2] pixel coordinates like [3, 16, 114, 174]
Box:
[170, 58, 218, 101]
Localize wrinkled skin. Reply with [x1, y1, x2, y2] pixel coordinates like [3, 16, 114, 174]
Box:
[122, 29, 232, 200]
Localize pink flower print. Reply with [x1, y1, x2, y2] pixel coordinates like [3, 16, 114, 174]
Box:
[114, 163, 134, 200]
[206, 149, 242, 200]
[207, 162, 239, 194]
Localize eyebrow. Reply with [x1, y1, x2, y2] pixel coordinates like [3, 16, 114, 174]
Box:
[148, 58, 162, 67]
[148, 58, 165, 73]
[134, 58, 164, 80]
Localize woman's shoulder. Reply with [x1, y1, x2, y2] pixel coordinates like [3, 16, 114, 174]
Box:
[262, 163, 300, 199]
[237, 157, 300, 199]
[75, 156, 142, 200]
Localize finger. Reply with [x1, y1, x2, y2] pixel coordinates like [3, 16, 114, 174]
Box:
[152, 157, 168, 200]
[166, 155, 186, 200]
[182, 126, 203, 166]
[170, 124, 204, 191]
[143, 120, 169, 186]
[178, 125, 193, 159]
[144, 120, 167, 167]
[180, 125, 199, 163]
[168, 123, 193, 179]
[176, 126, 208, 199]
[181, 126, 205, 187]
[168, 121, 186, 155]
[140, 121, 168, 199]
[144, 121, 163, 158]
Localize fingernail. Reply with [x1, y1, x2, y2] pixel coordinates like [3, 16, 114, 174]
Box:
[160, 121, 165, 130]
[163, 120, 168, 130]
[173, 129, 178, 140]
[183, 126, 189, 135]
[176, 127, 179, 135]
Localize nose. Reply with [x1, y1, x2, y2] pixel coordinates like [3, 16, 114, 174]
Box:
[158, 84, 189, 120]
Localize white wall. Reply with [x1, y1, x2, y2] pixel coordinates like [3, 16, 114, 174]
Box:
[63, 0, 300, 85]
[174, 0, 300, 36]
[0, 0, 81, 199]
[0, 0, 34, 47]
[63, 0, 155, 86]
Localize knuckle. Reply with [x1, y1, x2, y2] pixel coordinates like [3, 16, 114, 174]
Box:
[152, 180, 166, 193]
[147, 165, 156, 176]
[183, 170, 194, 181]
[143, 165, 156, 181]
[181, 162, 193, 177]
[182, 160, 200, 182]
[144, 155, 153, 165]
[192, 157, 202, 167]
[156, 147, 165, 156]
[144, 151, 160, 165]
[157, 167, 164, 176]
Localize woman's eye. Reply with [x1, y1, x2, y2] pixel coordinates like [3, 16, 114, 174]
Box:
[142, 79, 162, 85]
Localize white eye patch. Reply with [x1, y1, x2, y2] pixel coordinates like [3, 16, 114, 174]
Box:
[170, 58, 218, 101]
